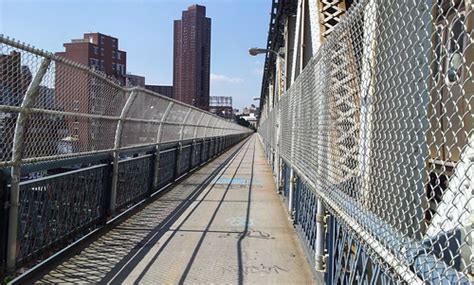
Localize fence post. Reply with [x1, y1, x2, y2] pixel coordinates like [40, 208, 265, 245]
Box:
[190, 139, 196, 168]
[208, 138, 212, 159]
[154, 101, 174, 189]
[278, 157, 283, 192]
[174, 142, 182, 180]
[110, 90, 137, 216]
[7, 58, 51, 272]
[315, 199, 326, 271]
[0, 171, 8, 277]
[288, 168, 295, 218]
[152, 144, 161, 190]
[103, 155, 115, 221]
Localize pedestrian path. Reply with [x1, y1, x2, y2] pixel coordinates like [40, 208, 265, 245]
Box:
[36, 135, 314, 284]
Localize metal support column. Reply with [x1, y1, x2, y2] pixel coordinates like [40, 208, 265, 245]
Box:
[0, 171, 8, 275]
[7, 58, 51, 272]
[153, 102, 174, 189]
[288, 168, 295, 218]
[175, 142, 182, 179]
[110, 90, 137, 215]
[190, 139, 196, 168]
[315, 199, 326, 271]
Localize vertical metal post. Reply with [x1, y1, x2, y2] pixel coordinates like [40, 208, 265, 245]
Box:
[193, 113, 206, 140]
[174, 108, 192, 178]
[288, 168, 295, 217]
[315, 198, 326, 271]
[153, 102, 174, 189]
[278, 157, 283, 192]
[193, 114, 205, 166]
[110, 90, 137, 215]
[7, 58, 51, 272]
[275, 109, 281, 186]
[202, 116, 211, 139]
[190, 139, 196, 168]
[148, 147, 158, 195]
[152, 144, 161, 190]
[0, 171, 8, 275]
[175, 142, 182, 179]
[179, 108, 193, 141]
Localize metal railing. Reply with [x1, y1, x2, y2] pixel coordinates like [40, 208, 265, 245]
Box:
[0, 35, 251, 275]
[259, 0, 472, 284]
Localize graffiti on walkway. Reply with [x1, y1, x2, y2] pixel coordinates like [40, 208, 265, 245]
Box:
[221, 264, 288, 275]
[225, 216, 254, 227]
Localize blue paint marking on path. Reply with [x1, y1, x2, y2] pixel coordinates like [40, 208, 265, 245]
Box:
[215, 177, 262, 187]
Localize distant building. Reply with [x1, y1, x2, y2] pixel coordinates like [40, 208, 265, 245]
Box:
[209, 96, 233, 120]
[241, 104, 259, 116]
[125, 73, 145, 87]
[173, 5, 211, 110]
[145, 85, 173, 98]
[56, 32, 127, 85]
[241, 113, 258, 128]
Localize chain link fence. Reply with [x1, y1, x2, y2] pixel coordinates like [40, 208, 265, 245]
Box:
[0, 36, 249, 167]
[259, 0, 472, 283]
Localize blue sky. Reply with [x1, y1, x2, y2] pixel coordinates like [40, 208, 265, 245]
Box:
[0, 0, 270, 111]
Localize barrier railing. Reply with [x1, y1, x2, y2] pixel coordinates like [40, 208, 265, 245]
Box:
[259, 0, 472, 283]
[0, 35, 251, 275]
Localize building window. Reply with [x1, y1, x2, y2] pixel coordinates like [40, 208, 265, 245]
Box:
[117, 52, 121, 60]
[101, 48, 104, 56]
[93, 46, 99, 55]
[100, 37, 104, 45]
[89, 58, 99, 69]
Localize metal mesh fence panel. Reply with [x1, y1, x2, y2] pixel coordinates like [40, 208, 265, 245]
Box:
[259, 0, 472, 283]
[116, 155, 154, 210]
[17, 164, 108, 264]
[0, 35, 251, 168]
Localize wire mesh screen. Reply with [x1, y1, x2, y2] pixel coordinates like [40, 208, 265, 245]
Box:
[259, 0, 472, 283]
[0, 35, 250, 168]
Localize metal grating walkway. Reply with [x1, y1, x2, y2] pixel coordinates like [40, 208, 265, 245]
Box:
[34, 134, 314, 284]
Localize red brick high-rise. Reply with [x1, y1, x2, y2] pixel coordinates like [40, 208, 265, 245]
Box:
[173, 5, 211, 110]
[56, 33, 127, 85]
[55, 33, 127, 151]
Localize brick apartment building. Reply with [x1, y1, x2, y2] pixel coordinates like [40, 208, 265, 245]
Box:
[55, 33, 127, 152]
[56, 33, 127, 85]
[173, 5, 211, 110]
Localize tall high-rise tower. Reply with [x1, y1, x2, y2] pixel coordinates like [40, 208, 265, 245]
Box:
[173, 5, 211, 110]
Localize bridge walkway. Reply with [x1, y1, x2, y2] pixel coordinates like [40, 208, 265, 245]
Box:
[34, 134, 314, 284]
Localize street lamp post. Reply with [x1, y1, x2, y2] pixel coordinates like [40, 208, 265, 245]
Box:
[248, 47, 285, 58]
